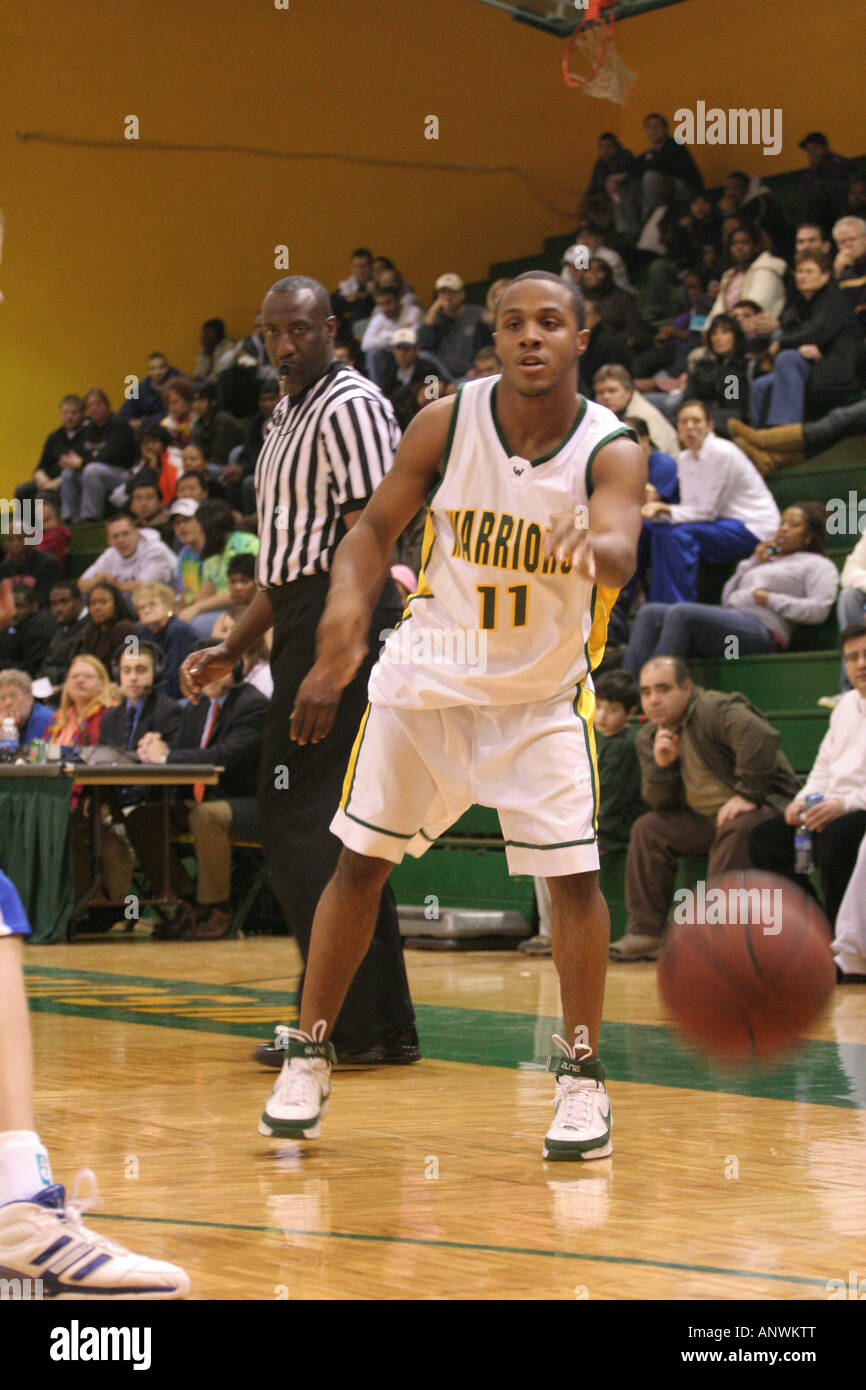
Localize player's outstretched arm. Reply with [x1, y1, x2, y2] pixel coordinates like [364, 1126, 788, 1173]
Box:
[290, 396, 455, 744]
[545, 437, 646, 588]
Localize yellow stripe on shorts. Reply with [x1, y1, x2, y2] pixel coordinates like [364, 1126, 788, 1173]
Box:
[340, 703, 372, 811]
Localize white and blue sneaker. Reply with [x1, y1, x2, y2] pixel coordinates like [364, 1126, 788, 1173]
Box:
[259, 1021, 336, 1140]
[542, 1034, 612, 1162]
[0, 1169, 190, 1299]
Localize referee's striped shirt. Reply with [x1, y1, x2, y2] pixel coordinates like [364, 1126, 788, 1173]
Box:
[254, 360, 401, 587]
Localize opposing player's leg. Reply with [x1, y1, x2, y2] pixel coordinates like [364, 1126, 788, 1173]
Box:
[543, 871, 613, 1162]
[0, 874, 189, 1298]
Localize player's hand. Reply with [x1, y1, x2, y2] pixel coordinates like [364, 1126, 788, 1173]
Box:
[716, 794, 757, 827]
[804, 796, 844, 831]
[784, 798, 806, 826]
[290, 598, 369, 745]
[544, 514, 596, 580]
[180, 644, 235, 703]
[653, 728, 679, 767]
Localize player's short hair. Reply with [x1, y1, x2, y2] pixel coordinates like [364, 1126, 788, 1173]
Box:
[495, 270, 585, 330]
[594, 670, 639, 711]
[266, 275, 332, 319]
[623, 415, 650, 440]
[593, 363, 633, 389]
[676, 396, 710, 420]
[642, 654, 691, 687]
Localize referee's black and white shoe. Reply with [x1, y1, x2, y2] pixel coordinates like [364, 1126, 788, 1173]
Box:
[254, 1024, 421, 1068]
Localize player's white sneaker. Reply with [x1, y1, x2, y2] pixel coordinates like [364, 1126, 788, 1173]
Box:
[0, 1169, 190, 1299]
[543, 1034, 612, 1162]
[258, 1021, 336, 1139]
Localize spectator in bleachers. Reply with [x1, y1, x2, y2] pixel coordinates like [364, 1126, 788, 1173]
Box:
[847, 175, 866, 218]
[0, 531, 63, 620]
[134, 582, 197, 701]
[633, 269, 713, 389]
[126, 423, 181, 507]
[592, 364, 679, 456]
[641, 398, 780, 604]
[158, 377, 195, 449]
[637, 113, 703, 222]
[128, 476, 173, 542]
[190, 381, 245, 468]
[382, 328, 433, 428]
[748, 250, 865, 426]
[174, 471, 210, 504]
[582, 258, 652, 355]
[417, 273, 492, 381]
[331, 248, 376, 336]
[0, 584, 56, 678]
[40, 580, 87, 691]
[215, 312, 276, 417]
[16, 396, 86, 508]
[600, 148, 643, 239]
[118, 352, 181, 429]
[170, 498, 204, 608]
[623, 501, 838, 673]
[482, 279, 511, 329]
[730, 390, 866, 474]
[78, 514, 178, 606]
[705, 226, 787, 331]
[624, 415, 679, 503]
[655, 312, 751, 435]
[59, 389, 137, 522]
[177, 499, 258, 639]
[194, 319, 235, 384]
[721, 171, 791, 259]
[610, 655, 799, 961]
[678, 191, 723, 272]
[832, 216, 866, 331]
[99, 640, 181, 756]
[593, 669, 645, 851]
[130, 638, 269, 939]
[579, 302, 631, 395]
[833, 826, 866, 982]
[226, 552, 257, 610]
[360, 285, 423, 386]
[585, 132, 636, 201]
[569, 220, 633, 292]
[470, 345, 499, 379]
[730, 299, 775, 377]
[748, 623, 866, 930]
[235, 380, 279, 474]
[79, 582, 137, 670]
[34, 493, 70, 567]
[210, 606, 273, 699]
[796, 131, 851, 230]
[0, 669, 54, 744]
[818, 533, 866, 708]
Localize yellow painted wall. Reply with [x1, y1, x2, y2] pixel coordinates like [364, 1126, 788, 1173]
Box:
[0, 0, 858, 488]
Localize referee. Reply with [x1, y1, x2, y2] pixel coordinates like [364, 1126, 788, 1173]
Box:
[181, 275, 418, 1065]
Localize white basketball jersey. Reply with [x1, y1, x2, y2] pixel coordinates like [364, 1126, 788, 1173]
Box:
[368, 376, 634, 708]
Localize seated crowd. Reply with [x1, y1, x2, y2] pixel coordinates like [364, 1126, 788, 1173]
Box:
[2, 114, 865, 967]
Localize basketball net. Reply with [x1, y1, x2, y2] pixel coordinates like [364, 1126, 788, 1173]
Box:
[562, 0, 637, 106]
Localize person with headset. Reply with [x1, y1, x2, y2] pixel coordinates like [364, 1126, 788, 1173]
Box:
[127, 638, 268, 939]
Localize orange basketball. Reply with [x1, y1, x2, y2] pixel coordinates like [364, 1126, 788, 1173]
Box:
[657, 871, 836, 1065]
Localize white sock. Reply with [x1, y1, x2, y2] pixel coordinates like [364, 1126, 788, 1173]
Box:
[0, 1131, 54, 1205]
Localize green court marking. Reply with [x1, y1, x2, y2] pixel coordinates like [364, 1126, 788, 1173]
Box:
[23, 963, 866, 1111]
[84, 1210, 831, 1290]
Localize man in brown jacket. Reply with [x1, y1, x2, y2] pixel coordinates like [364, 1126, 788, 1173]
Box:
[611, 655, 800, 960]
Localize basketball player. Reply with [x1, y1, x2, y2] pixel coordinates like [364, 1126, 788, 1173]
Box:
[0, 215, 188, 1296]
[257, 270, 645, 1159]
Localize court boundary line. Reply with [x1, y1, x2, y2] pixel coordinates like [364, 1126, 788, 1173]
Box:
[84, 1211, 831, 1290]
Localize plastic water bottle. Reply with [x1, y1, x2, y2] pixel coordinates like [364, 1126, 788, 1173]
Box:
[794, 793, 823, 875]
[0, 716, 19, 764]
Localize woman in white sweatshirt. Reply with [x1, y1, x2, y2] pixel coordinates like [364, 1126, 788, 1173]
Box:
[706, 226, 787, 329]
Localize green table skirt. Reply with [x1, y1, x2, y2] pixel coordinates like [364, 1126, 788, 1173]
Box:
[0, 777, 75, 943]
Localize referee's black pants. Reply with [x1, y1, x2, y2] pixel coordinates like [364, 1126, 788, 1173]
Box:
[257, 573, 415, 1052]
[747, 810, 866, 929]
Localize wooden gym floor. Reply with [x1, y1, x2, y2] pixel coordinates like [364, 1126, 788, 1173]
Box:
[25, 933, 866, 1301]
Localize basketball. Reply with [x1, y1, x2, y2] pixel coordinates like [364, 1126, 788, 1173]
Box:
[657, 871, 836, 1065]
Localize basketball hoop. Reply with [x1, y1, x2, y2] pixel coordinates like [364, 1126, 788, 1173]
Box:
[562, 0, 636, 106]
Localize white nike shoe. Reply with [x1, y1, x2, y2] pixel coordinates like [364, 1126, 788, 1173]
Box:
[543, 1034, 612, 1162]
[258, 1021, 336, 1140]
[0, 1169, 190, 1299]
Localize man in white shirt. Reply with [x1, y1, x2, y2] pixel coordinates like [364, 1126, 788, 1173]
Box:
[562, 222, 633, 293]
[78, 514, 179, 608]
[361, 286, 423, 387]
[641, 398, 780, 603]
[748, 622, 866, 940]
